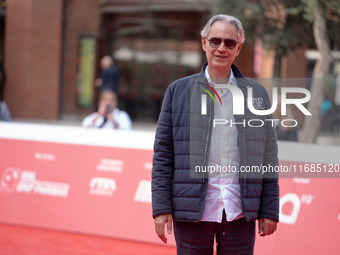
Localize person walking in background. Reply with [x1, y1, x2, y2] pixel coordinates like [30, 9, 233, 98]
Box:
[82, 89, 131, 130]
[152, 14, 279, 255]
[95, 55, 121, 95]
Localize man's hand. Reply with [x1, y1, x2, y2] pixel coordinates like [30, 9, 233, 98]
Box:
[154, 213, 173, 244]
[258, 218, 277, 237]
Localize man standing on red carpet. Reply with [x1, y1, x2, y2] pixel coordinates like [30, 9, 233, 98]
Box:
[152, 14, 279, 255]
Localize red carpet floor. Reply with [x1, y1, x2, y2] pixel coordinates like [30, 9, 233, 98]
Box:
[0, 224, 176, 255]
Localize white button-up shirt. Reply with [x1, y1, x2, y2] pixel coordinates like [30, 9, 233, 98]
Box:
[201, 67, 243, 222]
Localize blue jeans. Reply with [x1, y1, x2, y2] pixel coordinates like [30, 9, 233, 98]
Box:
[174, 213, 255, 255]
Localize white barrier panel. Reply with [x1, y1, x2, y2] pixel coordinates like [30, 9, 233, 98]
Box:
[0, 122, 340, 254]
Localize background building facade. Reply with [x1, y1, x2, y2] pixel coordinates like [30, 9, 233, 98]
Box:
[1, 0, 310, 122]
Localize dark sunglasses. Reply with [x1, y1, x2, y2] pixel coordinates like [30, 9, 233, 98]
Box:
[205, 37, 239, 50]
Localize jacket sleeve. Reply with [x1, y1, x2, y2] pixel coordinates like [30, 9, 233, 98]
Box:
[152, 85, 175, 218]
[258, 87, 280, 222]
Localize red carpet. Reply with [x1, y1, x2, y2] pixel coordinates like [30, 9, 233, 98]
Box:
[0, 224, 176, 255]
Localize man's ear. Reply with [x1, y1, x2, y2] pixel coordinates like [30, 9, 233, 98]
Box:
[201, 37, 207, 52]
[235, 42, 242, 56]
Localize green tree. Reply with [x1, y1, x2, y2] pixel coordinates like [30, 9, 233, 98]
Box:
[299, 0, 340, 142]
[216, 0, 314, 76]
[216, 0, 340, 143]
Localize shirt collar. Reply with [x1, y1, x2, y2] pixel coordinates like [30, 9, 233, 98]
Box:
[204, 65, 237, 86]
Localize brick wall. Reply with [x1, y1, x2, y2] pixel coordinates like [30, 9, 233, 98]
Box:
[4, 0, 63, 119]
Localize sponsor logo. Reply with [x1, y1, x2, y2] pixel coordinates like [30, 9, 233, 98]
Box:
[134, 180, 151, 203]
[280, 192, 314, 225]
[34, 152, 56, 161]
[293, 178, 311, 184]
[280, 193, 301, 225]
[0, 168, 20, 193]
[96, 158, 123, 172]
[89, 177, 116, 196]
[0, 168, 70, 198]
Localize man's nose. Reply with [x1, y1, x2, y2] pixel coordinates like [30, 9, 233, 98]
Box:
[217, 45, 228, 53]
[217, 42, 227, 52]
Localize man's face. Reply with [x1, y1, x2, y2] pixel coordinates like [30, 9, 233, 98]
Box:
[201, 21, 242, 76]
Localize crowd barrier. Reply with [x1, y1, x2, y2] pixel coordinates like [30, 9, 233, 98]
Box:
[0, 122, 339, 254]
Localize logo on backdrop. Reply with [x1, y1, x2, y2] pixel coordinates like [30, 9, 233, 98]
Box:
[89, 177, 116, 197]
[0, 167, 70, 198]
[96, 158, 123, 172]
[134, 180, 151, 203]
[0, 168, 20, 193]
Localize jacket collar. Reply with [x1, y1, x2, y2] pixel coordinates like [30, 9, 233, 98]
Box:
[198, 62, 248, 89]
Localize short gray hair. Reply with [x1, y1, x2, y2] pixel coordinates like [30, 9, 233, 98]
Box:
[201, 14, 245, 43]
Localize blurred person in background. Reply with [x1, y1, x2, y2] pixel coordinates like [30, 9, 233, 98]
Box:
[273, 98, 298, 141]
[0, 99, 11, 121]
[335, 73, 340, 106]
[95, 55, 121, 95]
[152, 14, 279, 255]
[0, 53, 11, 121]
[82, 89, 131, 129]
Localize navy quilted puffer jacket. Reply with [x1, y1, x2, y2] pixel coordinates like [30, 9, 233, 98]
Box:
[152, 63, 279, 222]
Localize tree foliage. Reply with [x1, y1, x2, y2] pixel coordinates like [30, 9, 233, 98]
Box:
[216, 0, 340, 143]
[216, 0, 340, 62]
[215, 0, 314, 54]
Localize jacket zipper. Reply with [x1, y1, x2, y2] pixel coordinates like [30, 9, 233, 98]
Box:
[203, 91, 213, 183]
